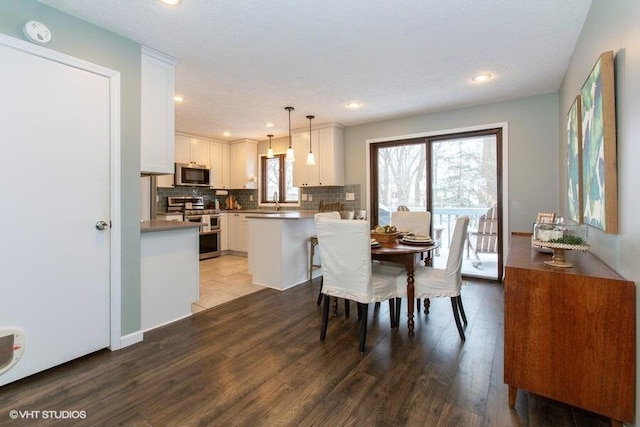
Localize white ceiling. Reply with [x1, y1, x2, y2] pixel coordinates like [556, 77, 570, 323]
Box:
[40, 0, 592, 142]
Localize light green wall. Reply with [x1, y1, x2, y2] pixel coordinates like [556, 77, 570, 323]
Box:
[0, 0, 142, 335]
[558, 1, 640, 422]
[343, 93, 560, 233]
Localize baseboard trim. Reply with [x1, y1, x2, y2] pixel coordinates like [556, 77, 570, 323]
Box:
[113, 330, 144, 350]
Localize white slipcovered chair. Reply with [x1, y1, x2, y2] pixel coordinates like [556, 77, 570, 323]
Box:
[309, 206, 343, 281]
[395, 215, 470, 340]
[390, 210, 431, 237]
[313, 212, 342, 307]
[315, 218, 404, 352]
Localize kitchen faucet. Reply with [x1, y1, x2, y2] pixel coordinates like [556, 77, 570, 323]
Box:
[273, 191, 279, 211]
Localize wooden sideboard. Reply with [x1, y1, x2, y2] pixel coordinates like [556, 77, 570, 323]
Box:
[504, 236, 635, 425]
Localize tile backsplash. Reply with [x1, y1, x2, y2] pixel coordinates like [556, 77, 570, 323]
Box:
[156, 184, 362, 213]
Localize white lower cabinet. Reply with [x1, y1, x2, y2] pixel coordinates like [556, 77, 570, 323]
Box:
[227, 212, 249, 252]
[238, 214, 248, 252]
[141, 227, 199, 331]
[220, 212, 229, 251]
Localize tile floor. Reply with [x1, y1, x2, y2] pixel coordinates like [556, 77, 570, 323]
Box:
[191, 255, 265, 313]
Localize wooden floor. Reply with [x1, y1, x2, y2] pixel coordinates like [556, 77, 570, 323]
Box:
[0, 278, 610, 426]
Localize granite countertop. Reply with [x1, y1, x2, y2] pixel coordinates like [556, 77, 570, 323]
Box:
[140, 219, 203, 233]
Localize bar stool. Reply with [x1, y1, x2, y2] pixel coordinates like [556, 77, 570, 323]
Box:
[309, 236, 321, 281]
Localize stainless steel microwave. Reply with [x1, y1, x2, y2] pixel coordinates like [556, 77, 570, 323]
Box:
[174, 163, 211, 187]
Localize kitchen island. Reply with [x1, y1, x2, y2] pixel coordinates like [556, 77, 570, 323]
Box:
[140, 219, 201, 331]
[246, 211, 317, 290]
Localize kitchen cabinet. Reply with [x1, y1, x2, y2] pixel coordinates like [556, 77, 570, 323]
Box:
[210, 140, 230, 189]
[227, 212, 249, 253]
[176, 134, 210, 166]
[157, 134, 214, 188]
[220, 212, 229, 251]
[141, 225, 199, 331]
[292, 125, 344, 187]
[229, 139, 258, 189]
[140, 46, 178, 175]
[247, 213, 316, 290]
[504, 236, 635, 425]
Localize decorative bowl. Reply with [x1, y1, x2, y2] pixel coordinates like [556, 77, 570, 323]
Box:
[370, 231, 399, 243]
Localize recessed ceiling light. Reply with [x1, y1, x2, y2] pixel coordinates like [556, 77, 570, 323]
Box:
[173, 95, 184, 102]
[265, 122, 274, 128]
[160, 0, 182, 5]
[346, 101, 363, 109]
[471, 73, 492, 82]
[223, 131, 231, 137]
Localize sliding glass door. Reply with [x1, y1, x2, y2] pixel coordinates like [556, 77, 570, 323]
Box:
[370, 129, 502, 280]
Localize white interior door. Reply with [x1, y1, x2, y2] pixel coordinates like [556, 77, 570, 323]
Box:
[0, 42, 111, 386]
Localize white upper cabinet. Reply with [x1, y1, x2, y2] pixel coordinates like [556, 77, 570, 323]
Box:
[229, 139, 258, 189]
[159, 134, 212, 187]
[140, 46, 179, 174]
[293, 124, 344, 187]
[175, 134, 210, 166]
[210, 140, 230, 189]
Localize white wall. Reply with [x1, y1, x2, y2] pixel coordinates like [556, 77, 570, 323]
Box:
[558, 1, 640, 422]
[344, 93, 560, 233]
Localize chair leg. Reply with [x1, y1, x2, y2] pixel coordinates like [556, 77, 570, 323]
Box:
[345, 299, 350, 318]
[416, 298, 421, 312]
[332, 296, 339, 317]
[456, 295, 468, 325]
[388, 299, 395, 328]
[316, 276, 324, 306]
[320, 294, 330, 341]
[309, 240, 314, 282]
[395, 298, 401, 327]
[357, 303, 369, 353]
[424, 298, 430, 314]
[450, 297, 466, 341]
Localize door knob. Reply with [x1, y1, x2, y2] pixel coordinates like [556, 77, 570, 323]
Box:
[95, 221, 109, 230]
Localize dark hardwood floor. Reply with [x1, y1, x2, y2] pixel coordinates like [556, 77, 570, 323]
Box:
[0, 278, 611, 426]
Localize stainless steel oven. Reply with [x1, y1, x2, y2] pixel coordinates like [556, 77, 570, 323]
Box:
[185, 212, 221, 259]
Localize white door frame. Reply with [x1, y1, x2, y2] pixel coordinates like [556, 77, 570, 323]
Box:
[0, 33, 122, 350]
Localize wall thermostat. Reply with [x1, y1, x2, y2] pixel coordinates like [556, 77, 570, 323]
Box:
[23, 20, 52, 45]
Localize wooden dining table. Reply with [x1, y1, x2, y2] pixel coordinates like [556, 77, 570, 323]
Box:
[371, 238, 441, 336]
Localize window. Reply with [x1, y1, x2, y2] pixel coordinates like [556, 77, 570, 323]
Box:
[370, 128, 502, 280]
[260, 154, 299, 204]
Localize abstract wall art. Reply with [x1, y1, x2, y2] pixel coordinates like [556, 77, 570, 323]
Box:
[566, 96, 582, 223]
[580, 51, 618, 233]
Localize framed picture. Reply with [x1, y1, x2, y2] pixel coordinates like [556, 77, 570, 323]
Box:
[580, 51, 618, 233]
[566, 96, 582, 223]
[536, 212, 556, 224]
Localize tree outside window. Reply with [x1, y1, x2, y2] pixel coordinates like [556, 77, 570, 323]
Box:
[261, 154, 299, 204]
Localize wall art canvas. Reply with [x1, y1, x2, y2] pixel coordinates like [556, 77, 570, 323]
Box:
[580, 50, 618, 233]
[566, 96, 582, 223]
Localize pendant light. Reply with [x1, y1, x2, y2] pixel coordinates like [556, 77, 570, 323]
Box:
[266, 134, 274, 158]
[306, 115, 316, 165]
[285, 106, 295, 161]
